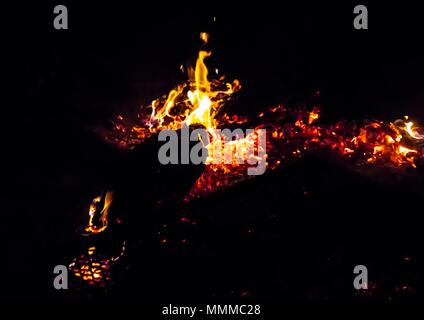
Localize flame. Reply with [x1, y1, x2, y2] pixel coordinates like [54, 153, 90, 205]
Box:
[85, 191, 113, 234]
[405, 122, 424, 140]
[395, 117, 424, 141]
[185, 109, 424, 199]
[148, 47, 239, 133]
[200, 32, 209, 44]
[106, 33, 240, 148]
[344, 121, 419, 168]
[308, 110, 320, 125]
[100, 35, 424, 200]
[73, 35, 424, 289]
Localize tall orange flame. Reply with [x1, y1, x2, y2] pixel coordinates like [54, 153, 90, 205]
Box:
[100, 35, 424, 200]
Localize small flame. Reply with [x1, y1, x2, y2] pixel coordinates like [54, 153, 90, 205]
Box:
[85, 191, 113, 234]
[308, 110, 320, 125]
[200, 32, 209, 44]
[406, 122, 424, 139]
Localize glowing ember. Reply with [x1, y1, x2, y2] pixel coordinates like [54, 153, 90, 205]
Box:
[71, 34, 424, 292]
[69, 242, 126, 287]
[99, 33, 424, 200]
[185, 107, 424, 199]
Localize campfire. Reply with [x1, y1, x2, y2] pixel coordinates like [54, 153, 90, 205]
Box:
[103, 33, 423, 199]
[70, 33, 424, 286]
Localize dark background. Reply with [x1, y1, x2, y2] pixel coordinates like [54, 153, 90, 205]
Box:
[2, 1, 424, 306]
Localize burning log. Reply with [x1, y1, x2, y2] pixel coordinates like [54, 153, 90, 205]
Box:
[70, 127, 206, 287]
[99, 34, 424, 201]
[80, 125, 206, 236]
[69, 32, 424, 289]
[113, 126, 206, 213]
